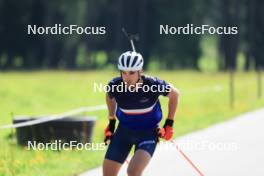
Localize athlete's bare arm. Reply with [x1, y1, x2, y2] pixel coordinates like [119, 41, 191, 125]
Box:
[166, 87, 180, 120]
[106, 93, 117, 120]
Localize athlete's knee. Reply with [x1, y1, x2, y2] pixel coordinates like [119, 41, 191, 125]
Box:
[127, 165, 142, 176]
[103, 166, 118, 176]
[103, 159, 120, 176]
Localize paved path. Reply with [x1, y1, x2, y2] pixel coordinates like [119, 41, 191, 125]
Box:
[80, 108, 264, 176]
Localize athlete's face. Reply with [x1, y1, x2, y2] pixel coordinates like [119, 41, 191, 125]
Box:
[121, 70, 140, 85]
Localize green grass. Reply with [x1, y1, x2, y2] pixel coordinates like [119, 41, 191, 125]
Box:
[0, 70, 264, 176]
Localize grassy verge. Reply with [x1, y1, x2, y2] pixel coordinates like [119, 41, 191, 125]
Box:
[0, 70, 263, 176]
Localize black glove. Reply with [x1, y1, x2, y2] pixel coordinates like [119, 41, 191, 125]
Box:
[104, 119, 116, 145]
[158, 119, 174, 141]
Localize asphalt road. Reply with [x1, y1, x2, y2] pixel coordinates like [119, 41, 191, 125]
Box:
[80, 108, 264, 176]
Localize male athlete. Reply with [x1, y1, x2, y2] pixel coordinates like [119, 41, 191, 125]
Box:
[103, 51, 180, 176]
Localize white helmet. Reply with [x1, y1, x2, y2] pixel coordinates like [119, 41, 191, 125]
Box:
[117, 51, 144, 71]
